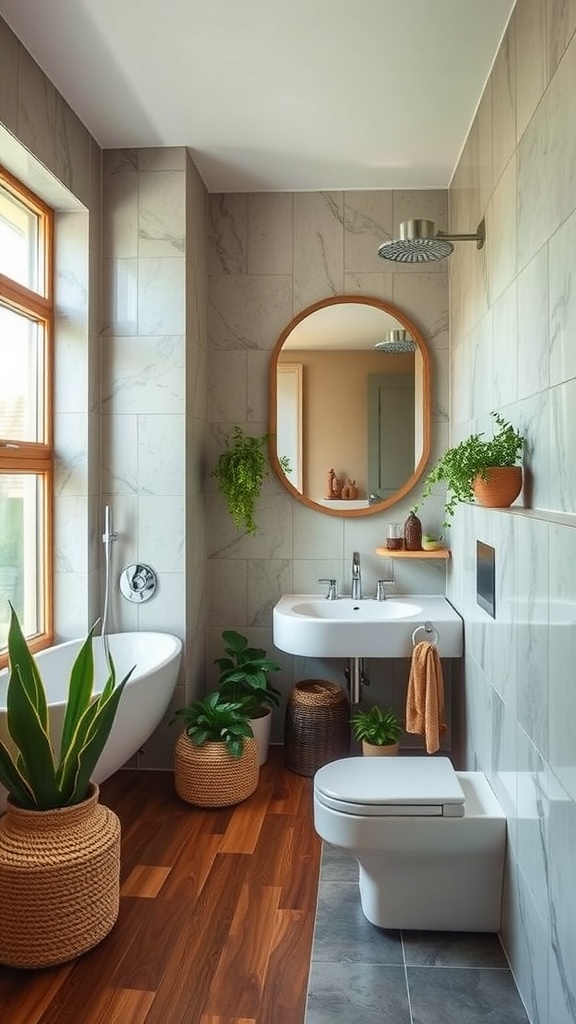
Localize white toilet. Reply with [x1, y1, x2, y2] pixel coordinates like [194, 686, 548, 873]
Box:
[313, 756, 506, 932]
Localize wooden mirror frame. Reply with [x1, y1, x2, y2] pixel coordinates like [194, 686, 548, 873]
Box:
[268, 295, 431, 517]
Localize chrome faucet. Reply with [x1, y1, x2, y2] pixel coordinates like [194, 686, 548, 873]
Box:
[351, 551, 362, 600]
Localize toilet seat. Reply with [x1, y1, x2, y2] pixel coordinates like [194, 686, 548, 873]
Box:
[314, 756, 465, 817]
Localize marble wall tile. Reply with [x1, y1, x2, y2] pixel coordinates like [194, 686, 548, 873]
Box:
[492, 281, 518, 408]
[138, 171, 186, 257]
[101, 258, 138, 336]
[102, 169, 138, 259]
[137, 496, 185, 572]
[548, 524, 576, 803]
[138, 257, 185, 335]
[343, 191, 393, 274]
[492, 19, 517, 189]
[102, 336, 185, 415]
[548, 207, 576, 387]
[515, 0, 549, 142]
[102, 414, 139, 495]
[208, 193, 248, 275]
[548, 781, 576, 1024]
[247, 558, 293, 627]
[208, 274, 293, 350]
[549, 378, 576, 512]
[518, 33, 576, 270]
[516, 728, 551, 928]
[486, 156, 518, 304]
[501, 860, 550, 1024]
[546, 0, 576, 79]
[293, 192, 344, 308]
[392, 272, 448, 348]
[515, 516, 550, 756]
[516, 244, 550, 401]
[138, 148, 186, 172]
[207, 350, 247, 423]
[137, 414, 185, 496]
[54, 414, 88, 496]
[247, 193, 293, 275]
[209, 558, 248, 625]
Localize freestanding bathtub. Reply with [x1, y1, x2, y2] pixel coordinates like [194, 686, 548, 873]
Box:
[0, 631, 182, 811]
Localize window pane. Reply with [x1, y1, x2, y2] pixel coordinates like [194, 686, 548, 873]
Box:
[0, 182, 43, 293]
[0, 305, 45, 442]
[0, 473, 44, 650]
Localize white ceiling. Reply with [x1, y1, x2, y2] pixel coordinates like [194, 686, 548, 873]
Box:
[0, 0, 515, 193]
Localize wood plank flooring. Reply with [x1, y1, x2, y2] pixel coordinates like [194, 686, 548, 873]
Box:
[0, 747, 322, 1024]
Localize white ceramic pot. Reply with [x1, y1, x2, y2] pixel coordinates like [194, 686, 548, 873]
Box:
[249, 708, 272, 765]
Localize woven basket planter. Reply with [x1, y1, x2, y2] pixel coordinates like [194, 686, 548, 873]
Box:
[0, 784, 120, 969]
[472, 466, 522, 508]
[174, 732, 259, 807]
[284, 679, 350, 777]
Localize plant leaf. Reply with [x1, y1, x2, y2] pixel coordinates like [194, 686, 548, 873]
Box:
[6, 663, 59, 807]
[59, 627, 96, 756]
[63, 667, 133, 804]
[0, 737, 36, 808]
[7, 603, 49, 732]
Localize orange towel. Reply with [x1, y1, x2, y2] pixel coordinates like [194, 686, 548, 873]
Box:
[406, 641, 446, 754]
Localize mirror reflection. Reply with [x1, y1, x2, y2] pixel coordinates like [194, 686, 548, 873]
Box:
[269, 296, 431, 517]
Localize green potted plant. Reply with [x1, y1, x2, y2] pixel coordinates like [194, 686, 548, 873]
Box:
[416, 410, 524, 527]
[0, 604, 133, 969]
[212, 425, 290, 535]
[172, 691, 259, 807]
[350, 704, 403, 756]
[214, 629, 281, 765]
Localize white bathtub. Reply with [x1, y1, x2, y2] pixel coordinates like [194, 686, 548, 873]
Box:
[0, 631, 182, 811]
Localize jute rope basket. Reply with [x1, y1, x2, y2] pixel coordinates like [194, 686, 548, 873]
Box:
[284, 679, 350, 777]
[0, 784, 120, 969]
[174, 732, 259, 807]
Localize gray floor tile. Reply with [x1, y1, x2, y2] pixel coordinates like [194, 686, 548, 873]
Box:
[408, 966, 530, 1024]
[320, 841, 357, 881]
[306, 962, 411, 1024]
[312, 880, 403, 964]
[402, 930, 509, 968]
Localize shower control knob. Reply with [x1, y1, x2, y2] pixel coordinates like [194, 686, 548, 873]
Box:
[119, 563, 157, 603]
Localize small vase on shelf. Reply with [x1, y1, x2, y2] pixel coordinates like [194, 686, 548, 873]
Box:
[403, 511, 422, 551]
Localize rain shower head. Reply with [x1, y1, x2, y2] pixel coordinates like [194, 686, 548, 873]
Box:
[374, 329, 417, 354]
[377, 218, 485, 264]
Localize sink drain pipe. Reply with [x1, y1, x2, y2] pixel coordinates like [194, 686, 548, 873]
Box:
[344, 657, 370, 705]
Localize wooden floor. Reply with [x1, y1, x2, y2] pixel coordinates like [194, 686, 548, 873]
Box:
[0, 747, 323, 1024]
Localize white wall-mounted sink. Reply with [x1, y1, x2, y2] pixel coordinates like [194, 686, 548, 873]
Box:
[273, 594, 463, 658]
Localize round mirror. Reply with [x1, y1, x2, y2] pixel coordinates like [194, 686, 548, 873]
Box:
[268, 296, 430, 516]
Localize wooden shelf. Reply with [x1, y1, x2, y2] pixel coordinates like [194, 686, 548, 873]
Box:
[375, 546, 451, 559]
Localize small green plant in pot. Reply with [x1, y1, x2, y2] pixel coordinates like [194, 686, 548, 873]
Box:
[215, 629, 281, 765]
[415, 411, 524, 527]
[350, 704, 403, 756]
[0, 604, 133, 969]
[172, 691, 259, 807]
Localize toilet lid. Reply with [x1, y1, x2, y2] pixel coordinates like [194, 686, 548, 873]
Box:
[314, 756, 465, 816]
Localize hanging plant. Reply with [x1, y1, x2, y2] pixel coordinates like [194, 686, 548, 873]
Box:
[212, 426, 289, 535]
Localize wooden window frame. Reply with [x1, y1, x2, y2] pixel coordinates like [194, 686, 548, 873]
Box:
[0, 166, 54, 666]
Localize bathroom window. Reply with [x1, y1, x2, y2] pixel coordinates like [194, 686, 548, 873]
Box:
[0, 167, 54, 662]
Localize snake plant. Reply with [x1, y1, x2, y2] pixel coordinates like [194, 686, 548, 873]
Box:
[0, 604, 133, 810]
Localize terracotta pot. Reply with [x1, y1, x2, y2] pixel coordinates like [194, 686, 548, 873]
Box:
[472, 466, 522, 508]
[362, 740, 400, 757]
[0, 784, 120, 969]
[174, 733, 259, 807]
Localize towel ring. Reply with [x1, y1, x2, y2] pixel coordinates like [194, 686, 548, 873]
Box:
[412, 621, 439, 648]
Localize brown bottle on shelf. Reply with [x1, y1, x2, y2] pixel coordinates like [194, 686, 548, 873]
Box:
[403, 511, 422, 550]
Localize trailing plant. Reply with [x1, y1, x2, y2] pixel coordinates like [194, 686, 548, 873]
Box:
[350, 705, 403, 747]
[211, 426, 290, 535]
[215, 629, 281, 718]
[172, 690, 254, 758]
[0, 604, 133, 810]
[415, 411, 524, 527]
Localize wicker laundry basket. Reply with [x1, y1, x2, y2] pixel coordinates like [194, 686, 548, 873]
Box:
[284, 679, 350, 777]
[0, 784, 120, 969]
